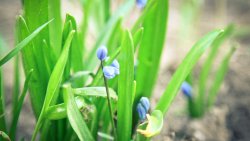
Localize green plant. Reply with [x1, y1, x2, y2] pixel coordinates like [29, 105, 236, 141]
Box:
[0, 0, 227, 140]
[181, 25, 236, 118]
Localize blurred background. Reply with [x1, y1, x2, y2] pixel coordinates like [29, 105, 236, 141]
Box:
[0, 0, 249, 140]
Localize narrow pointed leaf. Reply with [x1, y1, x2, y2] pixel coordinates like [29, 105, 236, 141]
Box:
[32, 30, 75, 141]
[9, 69, 33, 140]
[208, 46, 236, 107]
[135, 0, 169, 101]
[63, 84, 94, 141]
[155, 30, 224, 115]
[0, 19, 53, 66]
[73, 87, 117, 100]
[117, 30, 134, 141]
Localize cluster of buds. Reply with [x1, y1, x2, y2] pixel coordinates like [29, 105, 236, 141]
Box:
[137, 97, 150, 121]
[97, 46, 120, 79]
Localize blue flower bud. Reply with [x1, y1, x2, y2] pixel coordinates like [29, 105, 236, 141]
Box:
[140, 97, 150, 112]
[103, 66, 116, 79]
[96, 46, 108, 61]
[111, 59, 119, 69]
[181, 81, 192, 99]
[137, 103, 147, 120]
[136, 0, 147, 9]
[111, 59, 120, 75]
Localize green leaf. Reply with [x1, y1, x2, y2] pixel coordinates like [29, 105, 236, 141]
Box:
[12, 55, 20, 113]
[117, 30, 134, 141]
[133, 27, 144, 52]
[98, 132, 114, 140]
[0, 67, 6, 132]
[135, 0, 169, 101]
[137, 110, 163, 138]
[48, 0, 62, 56]
[0, 131, 10, 141]
[198, 25, 234, 112]
[31, 30, 75, 141]
[46, 96, 86, 120]
[67, 71, 94, 83]
[64, 14, 84, 76]
[63, 84, 94, 141]
[73, 87, 117, 100]
[155, 30, 224, 115]
[207, 46, 236, 107]
[86, 0, 134, 70]
[0, 19, 53, 66]
[9, 69, 33, 140]
[15, 16, 45, 118]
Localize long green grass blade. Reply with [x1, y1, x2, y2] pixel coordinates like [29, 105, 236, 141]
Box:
[135, 0, 169, 101]
[133, 27, 144, 52]
[117, 30, 134, 141]
[12, 55, 20, 114]
[0, 19, 53, 66]
[207, 46, 236, 107]
[0, 67, 6, 132]
[64, 14, 84, 85]
[48, 0, 62, 56]
[87, 0, 134, 70]
[0, 36, 6, 133]
[155, 30, 224, 115]
[46, 96, 86, 120]
[63, 84, 94, 141]
[9, 69, 33, 140]
[73, 87, 117, 100]
[198, 25, 234, 112]
[16, 16, 45, 118]
[32, 30, 75, 141]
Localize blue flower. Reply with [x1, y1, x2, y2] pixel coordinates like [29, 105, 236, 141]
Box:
[111, 59, 120, 75]
[103, 66, 116, 79]
[181, 81, 192, 99]
[136, 0, 147, 9]
[140, 97, 150, 112]
[137, 97, 150, 121]
[137, 103, 147, 120]
[96, 45, 108, 61]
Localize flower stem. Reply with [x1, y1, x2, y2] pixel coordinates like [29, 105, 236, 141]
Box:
[101, 61, 117, 140]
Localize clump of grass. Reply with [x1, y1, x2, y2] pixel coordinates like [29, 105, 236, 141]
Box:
[180, 25, 236, 118]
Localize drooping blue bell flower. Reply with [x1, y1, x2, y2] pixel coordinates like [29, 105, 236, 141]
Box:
[103, 66, 116, 79]
[140, 97, 150, 112]
[111, 59, 120, 75]
[136, 0, 147, 9]
[96, 45, 108, 61]
[137, 97, 150, 121]
[181, 81, 192, 99]
[137, 103, 147, 120]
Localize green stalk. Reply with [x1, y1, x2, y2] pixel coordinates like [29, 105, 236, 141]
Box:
[101, 61, 117, 140]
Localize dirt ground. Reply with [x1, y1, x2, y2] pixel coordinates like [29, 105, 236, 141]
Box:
[0, 0, 249, 141]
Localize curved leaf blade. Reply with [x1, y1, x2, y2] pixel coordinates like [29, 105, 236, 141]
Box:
[117, 30, 134, 141]
[63, 84, 94, 141]
[31, 30, 75, 141]
[9, 69, 33, 140]
[207, 46, 236, 107]
[155, 30, 224, 115]
[73, 87, 117, 100]
[0, 19, 53, 66]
